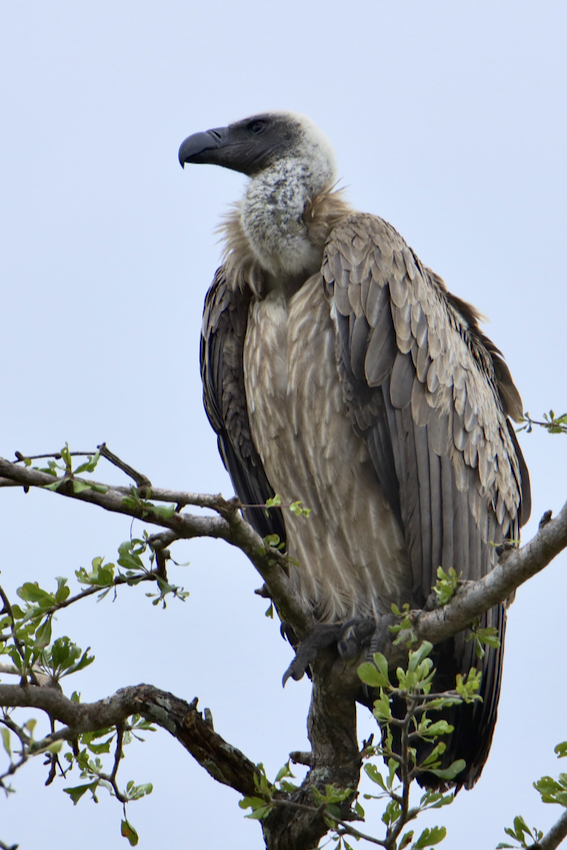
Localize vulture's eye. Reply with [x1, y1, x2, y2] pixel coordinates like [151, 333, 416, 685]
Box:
[248, 121, 266, 135]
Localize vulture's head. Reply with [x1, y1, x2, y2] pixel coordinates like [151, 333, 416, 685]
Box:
[178, 111, 336, 185]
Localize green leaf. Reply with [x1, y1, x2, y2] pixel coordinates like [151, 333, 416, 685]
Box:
[265, 494, 282, 508]
[8, 604, 25, 621]
[428, 759, 466, 781]
[372, 691, 392, 722]
[381, 798, 401, 826]
[87, 740, 112, 755]
[421, 791, 455, 810]
[279, 780, 299, 792]
[55, 578, 70, 603]
[43, 480, 62, 491]
[413, 826, 447, 847]
[239, 795, 267, 810]
[407, 641, 433, 672]
[289, 500, 311, 517]
[274, 762, 294, 783]
[1, 727, 11, 757]
[64, 781, 99, 805]
[24, 718, 37, 736]
[357, 661, 389, 689]
[72, 480, 93, 495]
[60, 443, 72, 470]
[246, 805, 273, 820]
[7, 647, 23, 670]
[34, 618, 52, 648]
[17, 583, 52, 604]
[364, 763, 387, 790]
[74, 451, 100, 475]
[433, 567, 459, 605]
[420, 720, 454, 739]
[89, 483, 109, 494]
[263, 534, 281, 548]
[121, 819, 139, 846]
[555, 741, 567, 759]
[372, 652, 390, 682]
[513, 815, 530, 838]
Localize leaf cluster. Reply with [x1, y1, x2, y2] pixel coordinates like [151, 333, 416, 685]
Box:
[27, 444, 109, 496]
[355, 641, 484, 849]
[519, 410, 567, 435]
[0, 535, 187, 844]
[265, 494, 311, 517]
[239, 761, 300, 821]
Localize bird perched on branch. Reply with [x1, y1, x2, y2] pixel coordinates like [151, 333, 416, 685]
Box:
[178, 111, 530, 789]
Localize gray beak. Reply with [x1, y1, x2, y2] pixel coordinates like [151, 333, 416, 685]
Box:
[178, 127, 229, 167]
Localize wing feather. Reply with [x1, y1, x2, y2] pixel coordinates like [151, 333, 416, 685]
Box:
[201, 269, 285, 542]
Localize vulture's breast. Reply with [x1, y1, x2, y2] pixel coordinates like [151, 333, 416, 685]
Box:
[243, 273, 410, 622]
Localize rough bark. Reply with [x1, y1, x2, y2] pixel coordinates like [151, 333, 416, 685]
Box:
[262, 649, 361, 850]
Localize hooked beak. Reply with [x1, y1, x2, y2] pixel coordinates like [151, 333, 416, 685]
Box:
[178, 127, 229, 168]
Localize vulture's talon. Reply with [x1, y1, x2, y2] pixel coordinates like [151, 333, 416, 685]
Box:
[282, 623, 344, 685]
[369, 614, 398, 659]
[283, 619, 374, 685]
[337, 617, 375, 659]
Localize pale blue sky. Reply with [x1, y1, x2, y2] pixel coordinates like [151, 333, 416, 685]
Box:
[2, 2, 567, 848]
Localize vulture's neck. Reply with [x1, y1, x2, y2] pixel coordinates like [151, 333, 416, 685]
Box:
[240, 155, 336, 282]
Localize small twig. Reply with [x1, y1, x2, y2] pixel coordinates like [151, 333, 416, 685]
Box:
[14, 450, 93, 463]
[153, 548, 169, 580]
[0, 715, 30, 788]
[0, 716, 31, 749]
[97, 443, 152, 489]
[45, 714, 58, 785]
[0, 573, 161, 648]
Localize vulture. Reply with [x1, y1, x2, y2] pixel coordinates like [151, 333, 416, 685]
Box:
[178, 112, 531, 789]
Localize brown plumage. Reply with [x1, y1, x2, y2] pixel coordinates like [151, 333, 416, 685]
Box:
[179, 111, 531, 789]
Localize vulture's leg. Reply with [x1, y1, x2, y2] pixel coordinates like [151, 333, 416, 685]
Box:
[337, 618, 376, 659]
[368, 613, 399, 658]
[282, 618, 375, 685]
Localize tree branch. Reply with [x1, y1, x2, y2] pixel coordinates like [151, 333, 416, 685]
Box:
[403, 501, 567, 661]
[0, 682, 260, 798]
[537, 809, 567, 850]
[2, 454, 567, 671]
[0, 457, 314, 638]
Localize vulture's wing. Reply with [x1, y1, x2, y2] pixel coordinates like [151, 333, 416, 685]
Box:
[200, 268, 286, 542]
[322, 212, 531, 787]
[323, 212, 530, 598]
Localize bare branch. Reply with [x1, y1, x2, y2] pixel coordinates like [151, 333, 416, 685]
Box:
[537, 809, 567, 850]
[96, 443, 152, 489]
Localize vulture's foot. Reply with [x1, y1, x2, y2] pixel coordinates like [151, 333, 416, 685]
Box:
[368, 613, 398, 658]
[282, 618, 375, 685]
[337, 617, 375, 659]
